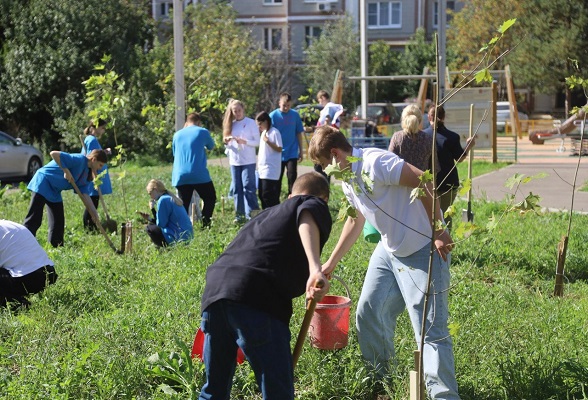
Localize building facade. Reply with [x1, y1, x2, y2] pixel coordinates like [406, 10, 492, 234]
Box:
[151, 0, 463, 64]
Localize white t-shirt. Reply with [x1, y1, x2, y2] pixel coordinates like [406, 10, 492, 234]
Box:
[318, 102, 344, 127]
[258, 127, 283, 180]
[342, 148, 432, 257]
[225, 117, 260, 166]
[0, 220, 54, 277]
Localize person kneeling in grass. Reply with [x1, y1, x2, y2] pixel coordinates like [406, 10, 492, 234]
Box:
[198, 172, 332, 400]
[140, 179, 193, 248]
[0, 219, 58, 309]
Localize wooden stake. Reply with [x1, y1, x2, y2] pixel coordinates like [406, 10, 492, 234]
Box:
[410, 350, 424, 400]
[554, 235, 568, 296]
[120, 221, 133, 253]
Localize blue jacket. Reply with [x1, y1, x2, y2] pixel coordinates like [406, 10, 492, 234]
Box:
[28, 153, 93, 202]
[82, 135, 112, 195]
[157, 193, 194, 244]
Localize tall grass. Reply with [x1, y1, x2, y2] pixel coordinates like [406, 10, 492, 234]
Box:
[1, 161, 587, 399]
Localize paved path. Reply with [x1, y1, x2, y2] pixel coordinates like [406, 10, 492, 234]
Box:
[471, 137, 588, 212]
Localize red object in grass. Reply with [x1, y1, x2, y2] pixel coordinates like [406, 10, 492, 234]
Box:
[191, 328, 246, 364]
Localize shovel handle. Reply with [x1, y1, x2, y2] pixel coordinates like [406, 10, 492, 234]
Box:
[61, 165, 120, 254]
[292, 279, 325, 369]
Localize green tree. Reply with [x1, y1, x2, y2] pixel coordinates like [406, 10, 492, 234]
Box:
[449, 0, 588, 98]
[0, 0, 152, 147]
[183, 3, 267, 121]
[301, 16, 360, 108]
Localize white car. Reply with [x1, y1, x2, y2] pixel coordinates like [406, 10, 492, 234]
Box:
[0, 131, 44, 181]
[496, 101, 528, 132]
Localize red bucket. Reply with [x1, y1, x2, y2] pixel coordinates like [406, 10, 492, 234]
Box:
[191, 328, 246, 364]
[309, 276, 351, 350]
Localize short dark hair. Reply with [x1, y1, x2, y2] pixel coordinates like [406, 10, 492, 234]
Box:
[88, 149, 107, 163]
[292, 171, 330, 200]
[279, 92, 292, 102]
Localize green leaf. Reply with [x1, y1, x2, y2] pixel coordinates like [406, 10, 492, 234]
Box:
[497, 18, 517, 34]
[410, 187, 424, 203]
[361, 172, 373, 194]
[458, 178, 472, 197]
[504, 173, 525, 190]
[448, 322, 460, 337]
[475, 69, 492, 84]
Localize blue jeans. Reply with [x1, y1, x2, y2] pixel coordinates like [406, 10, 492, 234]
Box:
[199, 300, 293, 400]
[356, 242, 460, 400]
[230, 164, 259, 218]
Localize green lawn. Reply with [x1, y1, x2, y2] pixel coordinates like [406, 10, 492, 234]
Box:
[1, 160, 586, 399]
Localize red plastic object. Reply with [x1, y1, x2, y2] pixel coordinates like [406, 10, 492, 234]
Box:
[191, 328, 246, 364]
[308, 294, 351, 350]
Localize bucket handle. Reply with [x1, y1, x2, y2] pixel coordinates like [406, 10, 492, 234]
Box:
[331, 274, 351, 299]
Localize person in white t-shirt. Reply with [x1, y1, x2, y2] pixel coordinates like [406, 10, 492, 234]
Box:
[317, 90, 344, 128]
[308, 126, 460, 400]
[255, 111, 283, 209]
[0, 219, 58, 309]
[223, 99, 261, 223]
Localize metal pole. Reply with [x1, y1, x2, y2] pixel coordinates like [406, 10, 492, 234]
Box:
[438, 0, 447, 100]
[360, 0, 368, 119]
[173, 0, 185, 132]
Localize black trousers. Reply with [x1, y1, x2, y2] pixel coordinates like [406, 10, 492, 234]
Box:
[146, 223, 167, 248]
[176, 181, 217, 226]
[23, 192, 65, 247]
[258, 179, 281, 209]
[280, 158, 298, 195]
[0, 265, 58, 307]
[83, 195, 100, 230]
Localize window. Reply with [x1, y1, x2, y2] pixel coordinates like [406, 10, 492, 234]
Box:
[305, 26, 322, 47]
[433, 1, 455, 27]
[263, 0, 282, 4]
[367, 2, 401, 28]
[264, 28, 283, 51]
[160, 2, 172, 18]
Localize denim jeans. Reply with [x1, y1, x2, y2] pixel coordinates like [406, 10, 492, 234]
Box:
[199, 300, 293, 400]
[356, 242, 460, 400]
[230, 164, 259, 218]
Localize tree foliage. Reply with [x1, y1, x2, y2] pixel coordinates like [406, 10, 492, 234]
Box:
[0, 0, 153, 146]
[301, 16, 360, 107]
[448, 0, 588, 94]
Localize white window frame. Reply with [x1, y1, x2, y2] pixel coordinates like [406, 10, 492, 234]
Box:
[160, 1, 172, 18]
[367, 1, 402, 29]
[305, 26, 322, 48]
[264, 28, 283, 52]
[433, 1, 455, 28]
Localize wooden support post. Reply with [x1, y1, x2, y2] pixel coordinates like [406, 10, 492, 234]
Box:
[120, 221, 133, 254]
[410, 350, 424, 400]
[554, 235, 568, 296]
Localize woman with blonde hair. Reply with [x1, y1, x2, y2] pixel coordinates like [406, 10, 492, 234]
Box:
[388, 104, 436, 172]
[141, 179, 193, 247]
[223, 99, 260, 223]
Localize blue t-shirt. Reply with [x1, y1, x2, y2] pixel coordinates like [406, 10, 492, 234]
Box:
[156, 193, 194, 244]
[172, 125, 215, 186]
[28, 153, 93, 203]
[269, 109, 304, 161]
[82, 135, 112, 195]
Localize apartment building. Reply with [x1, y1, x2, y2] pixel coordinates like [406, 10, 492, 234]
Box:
[151, 0, 463, 64]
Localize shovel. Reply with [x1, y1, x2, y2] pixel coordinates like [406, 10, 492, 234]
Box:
[61, 164, 121, 254]
[462, 105, 475, 223]
[292, 279, 325, 369]
[80, 135, 117, 233]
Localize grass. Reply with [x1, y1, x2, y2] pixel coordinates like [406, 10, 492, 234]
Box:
[1, 159, 587, 399]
